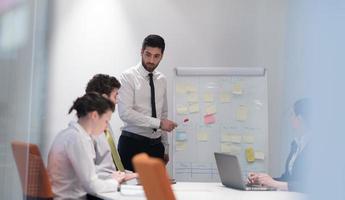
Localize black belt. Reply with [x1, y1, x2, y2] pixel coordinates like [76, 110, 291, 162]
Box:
[121, 130, 162, 146]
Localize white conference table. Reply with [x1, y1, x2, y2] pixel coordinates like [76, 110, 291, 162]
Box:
[96, 182, 306, 200]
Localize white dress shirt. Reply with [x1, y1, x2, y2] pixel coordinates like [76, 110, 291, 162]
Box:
[94, 126, 117, 179]
[48, 121, 119, 200]
[118, 63, 169, 153]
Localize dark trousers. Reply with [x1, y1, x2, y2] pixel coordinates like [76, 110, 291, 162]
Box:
[118, 133, 165, 172]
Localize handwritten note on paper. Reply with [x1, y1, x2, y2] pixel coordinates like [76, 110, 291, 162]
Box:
[243, 135, 255, 144]
[204, 114, 216, 124]
[205, 104, 217, 115]
[176, 131, 187, 141]
[176, 141, 187, 151]
[203, 92, 214, 102]
[245, 147, 255, 163]
[197, 131, 209, 141]
[187, 93, 199, 102]
[236, 105, 248, 121]
[177, 105, 189, 115]
[232, 83, 243, 95]
[255, 151, 265, 160]
[220, 92, 231, 103]
[189, 103, 200, 113]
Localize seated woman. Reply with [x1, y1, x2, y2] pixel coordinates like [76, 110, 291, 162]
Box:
[247, 98, 311, 192]
[48, 93, 126, 199]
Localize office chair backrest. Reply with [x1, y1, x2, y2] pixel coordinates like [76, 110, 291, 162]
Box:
[133, 153, 176, 200]
[11, 141, 53, 200]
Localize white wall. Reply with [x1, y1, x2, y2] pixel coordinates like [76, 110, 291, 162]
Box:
[45, 0, 287, 176]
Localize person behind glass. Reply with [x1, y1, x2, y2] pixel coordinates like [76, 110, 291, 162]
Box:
[247, 98, 311, 192]
[48, 93, 125, 200]
[118, 34, 177, 171]
[85, 74, 138, 180]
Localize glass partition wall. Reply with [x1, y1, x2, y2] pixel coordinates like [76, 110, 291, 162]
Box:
[0, 1, 48, 199]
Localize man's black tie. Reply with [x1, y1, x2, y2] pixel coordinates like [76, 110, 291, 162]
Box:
[149, 73, 157, 132]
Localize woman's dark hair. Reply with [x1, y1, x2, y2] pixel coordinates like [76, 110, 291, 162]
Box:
[85, 74, 121, 96]
[142, 34, 165, 54]
[68, 92, 115, 118]
[294, 98, 312, 125]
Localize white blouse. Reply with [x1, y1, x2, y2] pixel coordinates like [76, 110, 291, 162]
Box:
[48, 121, 119, 200]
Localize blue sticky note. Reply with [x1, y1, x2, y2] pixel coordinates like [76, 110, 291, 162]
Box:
[176, 131, 187, 141]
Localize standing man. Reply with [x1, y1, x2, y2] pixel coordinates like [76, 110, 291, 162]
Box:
[118, 34, 177, 171]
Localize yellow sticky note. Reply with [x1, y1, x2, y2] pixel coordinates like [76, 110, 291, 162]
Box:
[189, 103, 200, 113]
[176, 84, 187, 93]
[221, 143, 231, 153]
[205, 104, 217, 114]
[229, 135, 242, 143]
[221, 133, 232, 142]
[176, 141, 187, 151]
[245, 147, 255, 163]
[203, 92, 214, 102]
[221, 144, 241, 154]
[197, 131, 208, 141]
[177, 105, 188, 115]
[220, 92, 231, 103]
[232, 83, 243, 95]
[186, 85, 197, 93]
[187, 93, 198, 102]
[255, 151, 265, 160]
[236, 105, 248, 121]
[243, 135, 255, 144]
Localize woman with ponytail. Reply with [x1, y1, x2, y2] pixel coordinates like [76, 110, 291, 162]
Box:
[48, 93, 125, 200]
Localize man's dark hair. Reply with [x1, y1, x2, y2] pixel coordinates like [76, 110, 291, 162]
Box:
[85, 74, 121, 96]
[142, 34, 165, 54]
[294, 98, 312, 125]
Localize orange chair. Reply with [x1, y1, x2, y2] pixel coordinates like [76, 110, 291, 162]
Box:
[11, 141, 53, 200]
[132, 153, 176, 200]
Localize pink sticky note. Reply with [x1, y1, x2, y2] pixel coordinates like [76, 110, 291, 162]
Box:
[204, 114, 216, 124]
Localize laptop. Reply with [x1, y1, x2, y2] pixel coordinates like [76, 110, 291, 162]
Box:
[214, 152, 275, 191]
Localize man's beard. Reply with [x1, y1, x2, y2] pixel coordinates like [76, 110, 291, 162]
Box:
[142, 59, 159, 72]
